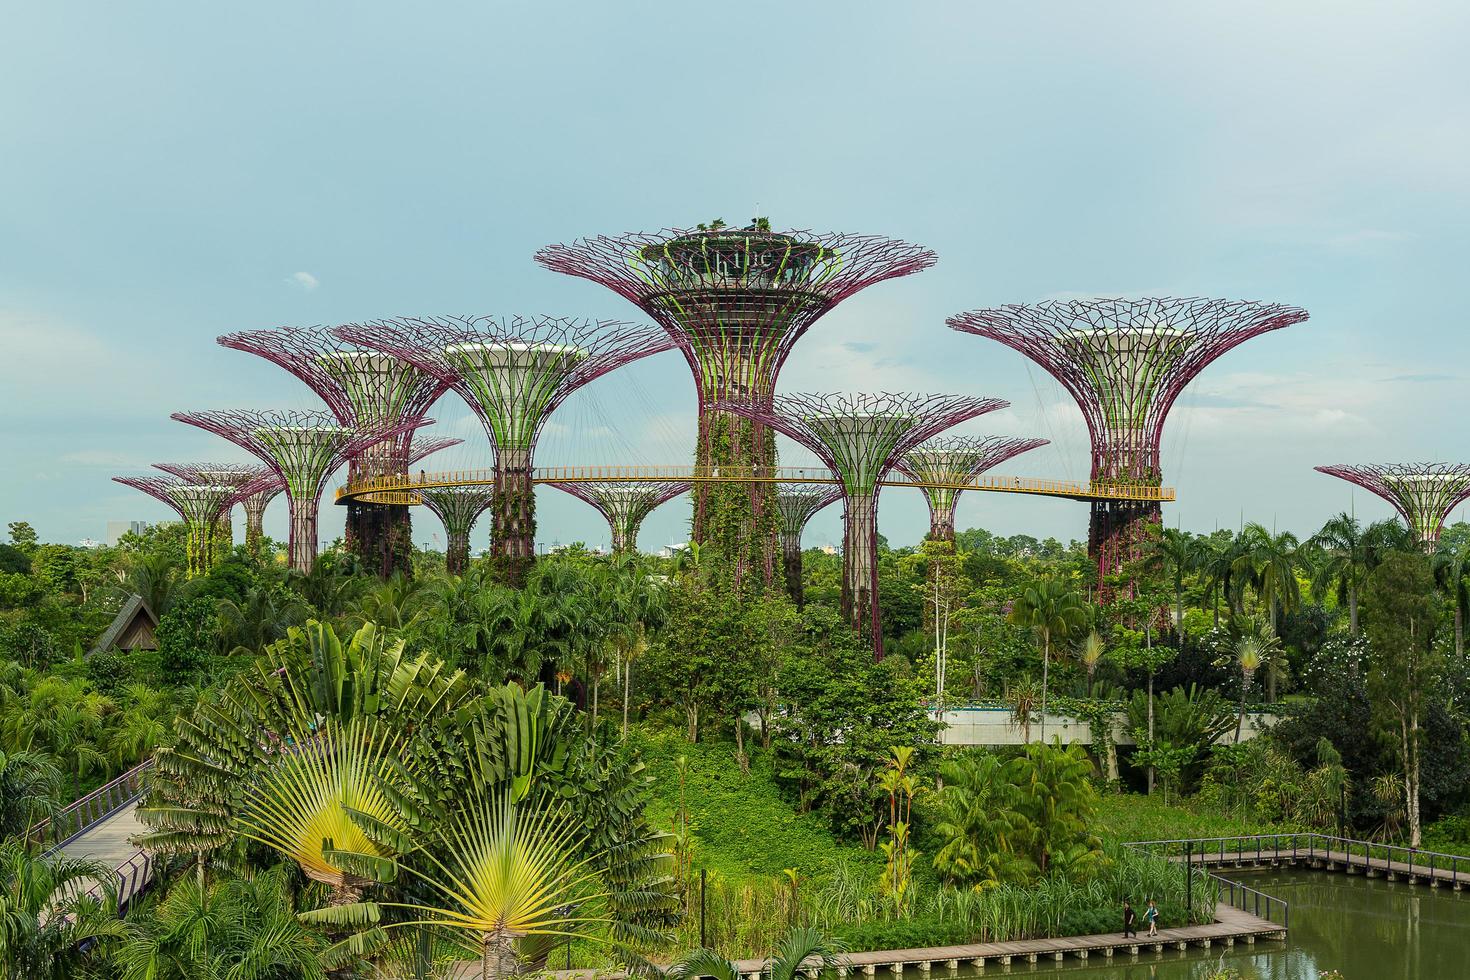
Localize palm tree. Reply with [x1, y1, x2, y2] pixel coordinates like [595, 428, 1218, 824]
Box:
[668, 927, 841, 980]
[215, 584, 308, 653]
[1008, 577, 1088, 741]
[931, 753, 1028, 887]
[1433, 542, 1470, 659]
[1235, 523, 1300, 636]
[0, 842, 126, 978]
[0, 749, 62, 838]
[1195, 533, 1246, 623]
[1229, 636, 1267, 744]
[1307, 513, 1370, 634]
[1143, 527, 1193, 642]
[1077, 630, 1105, 696]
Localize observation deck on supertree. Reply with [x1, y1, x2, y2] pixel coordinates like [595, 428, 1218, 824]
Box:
[152, 462, 279, 558]
[896, 436, 1049, 543]
[948, 297, 1306, 594]
[417, 486, 494, 574]
[112, 476, 238, 576]
[724, 392, 1006, 659]
[1315, 463, 1470, 551]
[171, 409, 428, 573]
[773, 483, 843, 606]
[217, 326, 452, 578]
[535, 222, 936, 589]
[547, 480, 691, 556]
[336, 315, 675, 585]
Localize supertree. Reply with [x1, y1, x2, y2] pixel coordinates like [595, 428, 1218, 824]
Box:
[1315, 463, 1470, 551]
[152, 462, 277, 560]
[171, 409, 427, 573]
[217, 327, 451, 577]
[406, 435, 463, 468]
[725, 392, 1007, 659]
[112, 476, 237, 576]
[948, 297, 1307, 593]
[536, 222, 937, 588]
[547, 481, 691, 555]
[895, 435, 1050, 543]
[417, 486, 495, 574]
[336, 315, 675, 585]
[773, 484, 843, 606]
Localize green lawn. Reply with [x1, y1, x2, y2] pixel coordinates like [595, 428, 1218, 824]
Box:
[1097, 792, 1301, 844]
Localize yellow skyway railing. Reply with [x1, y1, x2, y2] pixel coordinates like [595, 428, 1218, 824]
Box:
[336, 466, 1175, 505]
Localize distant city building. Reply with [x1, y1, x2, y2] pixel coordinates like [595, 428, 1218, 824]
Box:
[78, 538, 102, 549]
[105, 520, 149, 547]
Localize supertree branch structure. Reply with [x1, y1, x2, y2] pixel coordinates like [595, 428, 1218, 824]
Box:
[948, 297, 1307, 590]
[548, 480, 691, 555]
[417, 486, 495, 575]
[171, 410, 428, 573]
[218, 326, 452, 577]
[152, 462, 278, 559]
[336, 315, 675, 585]
[536, 225, 937, 588]
[726, 392, 1008, 659]
[895, 436, 1049, 542]
[407, 436, 463, 468]
[1315, 463, 1470, 551]
[774, 483, 843, 606]
[113, 476, 238, 575]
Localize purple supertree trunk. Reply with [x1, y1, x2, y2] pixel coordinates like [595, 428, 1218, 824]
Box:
[335, 315, 676, 586]
[535, 225, 936, 590]
[418, 486, 495, 574]
[721, 392, 1007, 659]
[774, 484, 843, 606]
[1315, 463, 1470, 552]
[895, 436, 1048, 542]
[948, 297, 1306, 596]
[217, 327, 450, 578]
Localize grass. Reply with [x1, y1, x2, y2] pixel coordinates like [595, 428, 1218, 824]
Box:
[1096, 792, 1302, 845]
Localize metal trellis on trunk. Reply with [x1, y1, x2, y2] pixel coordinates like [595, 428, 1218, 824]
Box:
[773, 483, 843, 606]
[417, 485, 495, 574]
[547, 480, 691, 555]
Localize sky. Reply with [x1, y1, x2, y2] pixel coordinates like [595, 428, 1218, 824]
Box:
[3, 2, 1469, 555]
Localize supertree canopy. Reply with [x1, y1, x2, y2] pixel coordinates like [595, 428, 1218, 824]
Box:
[152, 462, 278, 559]
[773, 483, 843, 606]
[113, 476, 238, 576]
[336, 315, 675, 585]
[548, 480, 691, 555]
[726, 392, 1007, 659]
[406, 435, 463, 468]
[1315, 463, 1470, 551]
[171, 409, 427, 573]
[895, 435, 1049, 543]
[417, 486, 495, 575]
[948, 297, 1306, 591]
[217, 326, 451, 577]
[536, 222, 937, 589]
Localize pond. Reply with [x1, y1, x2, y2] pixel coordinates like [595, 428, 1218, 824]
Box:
[972, 868, 1470, 979]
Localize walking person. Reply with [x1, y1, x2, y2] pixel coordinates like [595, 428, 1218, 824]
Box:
[1122, 900, 1136, 938]
[1145, 899, 1159, 937]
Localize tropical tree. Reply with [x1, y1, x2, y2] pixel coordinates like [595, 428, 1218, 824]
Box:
[1432, 541, 1470, 659]
[1077, 630, 1105, 696]
[1307, 512, 1370, 635]
[931, 752, 1029, 887]
[0, 842, 125, 979]
[1234, 523, 1300, 637]
[668, 927, 841, 980]
[1224, 635, 1271, 744]
[1142, 527, 1193, 642]
[1007, 577, 1088, 741]
[0, 749, 62, 838]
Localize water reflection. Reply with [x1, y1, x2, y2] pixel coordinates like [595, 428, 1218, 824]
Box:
[924, 869, 1467, 979]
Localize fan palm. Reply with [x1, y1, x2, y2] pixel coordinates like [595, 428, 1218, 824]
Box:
[1077, 630, 1105, 696]
[668, 926, 841, 980]
[1008, 578, 1088, 741]
[1228, 637, 1267, 744]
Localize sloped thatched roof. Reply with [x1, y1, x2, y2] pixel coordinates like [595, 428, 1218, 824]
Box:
[89, 594, 159, 656]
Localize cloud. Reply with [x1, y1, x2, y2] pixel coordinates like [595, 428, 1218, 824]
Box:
[286, 271, 319, 291]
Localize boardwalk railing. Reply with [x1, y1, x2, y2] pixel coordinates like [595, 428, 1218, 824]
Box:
[1126, 833, 1470, 888]
[1122, 837, 1289, 935]
[28, 758, 154, 854]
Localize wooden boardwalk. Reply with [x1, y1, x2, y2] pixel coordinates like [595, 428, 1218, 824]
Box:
[453, 903, 1283, 979]
[1165, 840, 1469, 890]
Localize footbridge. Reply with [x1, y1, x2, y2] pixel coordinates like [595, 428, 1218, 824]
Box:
[336, 465, 1176, 506]
[27, 758, 154, 909]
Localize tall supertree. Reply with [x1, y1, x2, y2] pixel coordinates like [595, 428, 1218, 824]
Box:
[536, 223, 937, 588]
[217, 327, 451, 577]
[773, 484, 843, 606]
[895, 435, 1049, 543]
[547, 480, 691, 555]
[417, 486, 495, 575]
[725, 393, 1007, 658]
[948, 298, 1307, 593]
[171, 410, 426, 573]
[153, 462, 276, 560]
[238, 478, 284, 557]
[1315, 463, 1470, 551]
[112, 476, 237, 576]
[336, 315, 675, 585]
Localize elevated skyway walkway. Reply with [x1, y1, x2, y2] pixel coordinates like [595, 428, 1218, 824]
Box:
[28, 758, 155, 908]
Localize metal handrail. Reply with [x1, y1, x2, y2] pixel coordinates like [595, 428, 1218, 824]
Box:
[335, 465, 1177, 504]
[28, 758, 154, 853]
[1210, 872, 1290, 930]
[1125, 832, 1469, 876]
